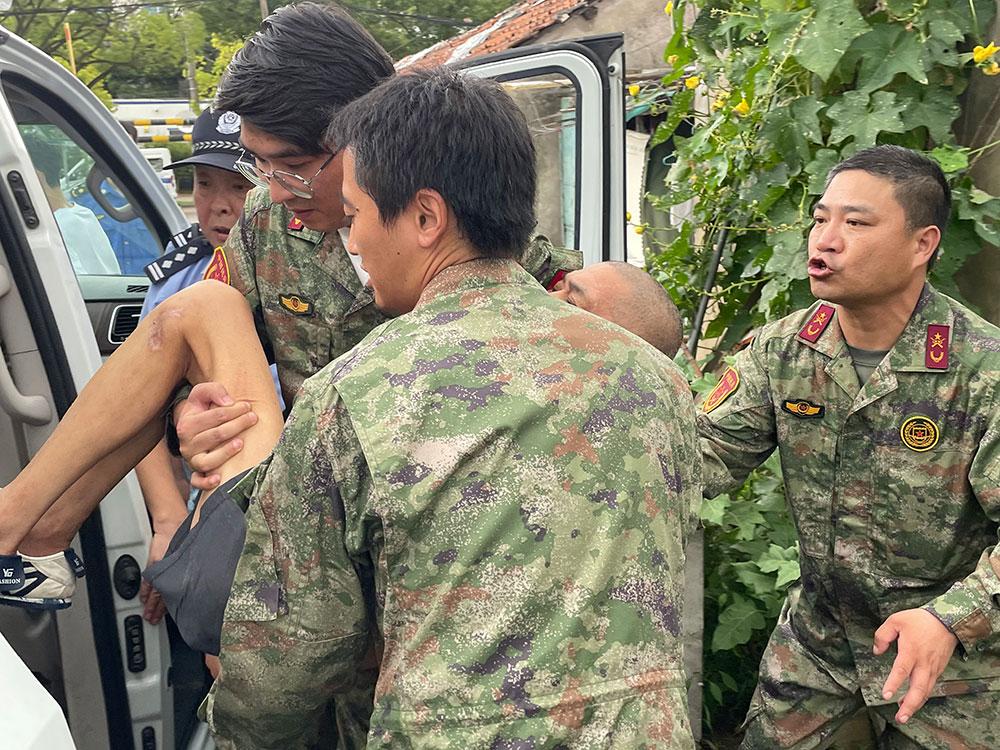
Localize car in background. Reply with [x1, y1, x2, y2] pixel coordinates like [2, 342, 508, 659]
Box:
[140, 147, 177, 200]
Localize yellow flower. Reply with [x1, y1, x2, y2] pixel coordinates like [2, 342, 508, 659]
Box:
[667, 54, 679, 66]
[664, 1, 674, 14]
[733, 97, 750, 116]
[635, 225, 646, 235]
[628, 83, 640, 97]
[973, 42, 999, 64]
[985, 61, 1000, 76]
[684, 75, 700, 90]
[711, 92, 730, 111]
[625, 210, 632, 222]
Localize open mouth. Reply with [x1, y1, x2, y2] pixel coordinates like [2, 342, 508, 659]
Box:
[808, 257, 832, 277]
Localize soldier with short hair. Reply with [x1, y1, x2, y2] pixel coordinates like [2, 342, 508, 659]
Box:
[699, 145, 1000, 748]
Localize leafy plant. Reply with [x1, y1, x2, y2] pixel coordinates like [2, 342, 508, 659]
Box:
[646, 0, 1000, 364]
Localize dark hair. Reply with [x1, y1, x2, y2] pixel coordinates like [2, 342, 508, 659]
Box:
[21, 132, 62, 187]
[826, 145, 950, 266]
[327, 68, 537, 259]
[215, 3, 394, 153]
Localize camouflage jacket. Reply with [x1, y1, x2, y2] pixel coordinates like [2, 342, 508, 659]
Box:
[225, 188, 583, 405]
[699, 284, 1000, 705]
[207, 259, 701, 748]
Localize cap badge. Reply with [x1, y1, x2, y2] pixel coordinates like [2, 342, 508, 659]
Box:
[900, 415, 940, 452]
[703, 366, 740, 414]
[216, 111, 241, 135]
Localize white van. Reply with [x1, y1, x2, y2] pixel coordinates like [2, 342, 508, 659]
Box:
[140, 147, 178, 200]
[0, 25, 627, 749]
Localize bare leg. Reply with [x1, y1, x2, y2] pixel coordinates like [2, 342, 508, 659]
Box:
[0, 280, 283, 555]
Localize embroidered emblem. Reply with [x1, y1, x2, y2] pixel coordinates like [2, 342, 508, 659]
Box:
[900, 415, 940, 452]
[781, 400, 825, 419]
[278, 293, 314, 316]
[288, 217, 305, 231]
[546, 269, 568, 292]
[703, 367, 740, 414]
[925, 324, 949, 370]
[798, 304, 836, 343]
[216, 111, 241, 135]
[202, 247, 230, 284]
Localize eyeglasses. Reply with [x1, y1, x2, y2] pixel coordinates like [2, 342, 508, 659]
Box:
[234, 150, 336, 199]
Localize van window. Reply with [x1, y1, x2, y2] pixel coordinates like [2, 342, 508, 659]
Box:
[6, 88, 163, 276]
[145, 156, 166, 171]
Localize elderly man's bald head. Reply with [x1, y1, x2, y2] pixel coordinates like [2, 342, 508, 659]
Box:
[549, 261, 684, 356]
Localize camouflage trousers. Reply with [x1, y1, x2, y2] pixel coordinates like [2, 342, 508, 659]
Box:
[740, 598, 999, 750]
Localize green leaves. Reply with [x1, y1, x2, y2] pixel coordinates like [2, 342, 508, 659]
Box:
[711, 594, 768, 651]
[852, 24, 928, 92]
[792, 0, 870, 81]
[827, 90, 906, 147]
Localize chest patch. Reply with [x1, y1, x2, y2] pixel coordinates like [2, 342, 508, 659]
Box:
[781, 399, 824, 419]
[703, 366, 740, 414]
[278, 293, 314, 316]
[900, 415, 940, 452]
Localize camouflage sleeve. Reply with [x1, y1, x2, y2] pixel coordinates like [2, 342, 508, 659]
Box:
[923, 398, 1000, 654]
[696, 336, 778, 498]
[225, 190, 274, 363]
[207, 376, 375, 748]
[520, 234, 583, 289]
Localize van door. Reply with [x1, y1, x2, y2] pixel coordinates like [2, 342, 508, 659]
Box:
[457, 34, 627, 266]
[0, 28, 206, 750]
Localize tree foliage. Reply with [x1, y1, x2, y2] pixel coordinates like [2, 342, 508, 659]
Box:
[2, 0, 515, 103]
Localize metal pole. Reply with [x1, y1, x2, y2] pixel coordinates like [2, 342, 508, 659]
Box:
[685, 226, 729, 356]
[63, 22, 77, 76]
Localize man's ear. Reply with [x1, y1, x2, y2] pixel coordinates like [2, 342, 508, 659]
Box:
[913, 224, 941, 269]
[411, 188, 449, 248]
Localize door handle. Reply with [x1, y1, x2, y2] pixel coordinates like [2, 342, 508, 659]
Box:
[0, 265, 53, 425]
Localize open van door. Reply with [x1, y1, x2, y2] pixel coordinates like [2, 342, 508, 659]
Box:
[456, 34, 627, 266]
[0, 27, 211, 750]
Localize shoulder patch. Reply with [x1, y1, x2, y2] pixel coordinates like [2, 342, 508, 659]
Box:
[202, 247, 230, 284]
[798, 304, 836, 343]
[144, 224, 213, 283]
[781, 399, 824, 419]
[703, 366, 740, 414]
[925, 324, 949, 370]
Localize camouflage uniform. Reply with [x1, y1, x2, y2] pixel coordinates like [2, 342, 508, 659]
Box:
[205, 258, 702, 748]
[225, 188, 583, 404]
[699, 285, 1000, 749]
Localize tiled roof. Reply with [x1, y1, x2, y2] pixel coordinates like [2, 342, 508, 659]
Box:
[397, 0, 589, 70]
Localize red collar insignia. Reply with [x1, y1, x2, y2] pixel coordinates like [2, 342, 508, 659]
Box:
[798, 304, 836, 343]
[287, 216, 305, 231]
[545, 269, 568, 292]
[925, 324, 949, 369]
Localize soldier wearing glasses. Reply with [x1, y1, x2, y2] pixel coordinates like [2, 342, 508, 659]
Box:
[174, 4, 581, 494]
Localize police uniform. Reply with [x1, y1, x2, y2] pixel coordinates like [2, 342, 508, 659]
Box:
[205, 258, 702, 749]
[698, 285, 1000, 748]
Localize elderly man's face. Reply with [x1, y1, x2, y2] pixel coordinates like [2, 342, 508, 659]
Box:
[548, 265, 627, 322]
